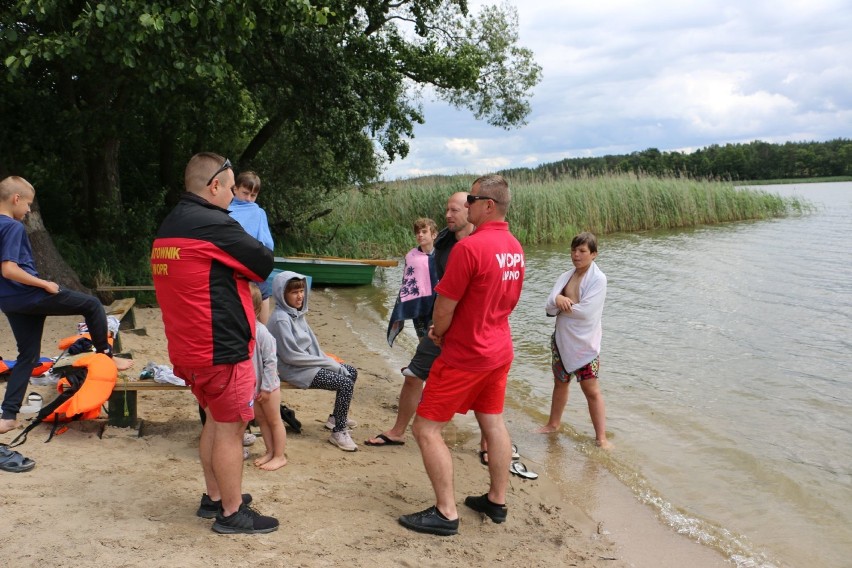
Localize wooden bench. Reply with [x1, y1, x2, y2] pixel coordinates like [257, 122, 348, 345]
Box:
[105, 297, 151, 353]
[106, 376, 298, 429]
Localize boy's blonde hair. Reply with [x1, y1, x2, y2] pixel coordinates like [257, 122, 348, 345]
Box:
[413, 217, 438, 235]
[0, 176, 34, 201]
[249, 282, 263, 319]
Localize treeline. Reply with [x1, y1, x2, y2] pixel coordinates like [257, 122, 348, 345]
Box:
[501, 139, 852, 182]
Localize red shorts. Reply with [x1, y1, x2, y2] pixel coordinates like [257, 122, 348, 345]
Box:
[417, 358, 510, 422]
[174, 359, 255, 423]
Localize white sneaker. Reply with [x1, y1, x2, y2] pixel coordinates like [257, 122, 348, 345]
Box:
[243, 432, 257, 446]
[328, 430, 358, 452]
[325, 415, 358, 430]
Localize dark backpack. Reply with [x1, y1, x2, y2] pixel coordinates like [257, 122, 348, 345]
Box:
[279, 404, 301, 434]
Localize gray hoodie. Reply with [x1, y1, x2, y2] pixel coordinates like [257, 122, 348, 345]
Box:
[267, 270, 348, 388]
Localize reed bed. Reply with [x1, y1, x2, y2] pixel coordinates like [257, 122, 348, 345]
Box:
[283, 173, 810, 257]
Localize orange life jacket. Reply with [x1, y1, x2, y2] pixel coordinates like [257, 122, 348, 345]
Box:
[57, 333, 114, 351]
[0, 358, 54, 376]
[40, 353, 117, 423]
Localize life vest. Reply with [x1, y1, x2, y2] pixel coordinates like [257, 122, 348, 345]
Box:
[40, 353, 117, 423]
[57, 332, 114, 351]
[0, 357, 54, 376]
[8, 353, 119, 449]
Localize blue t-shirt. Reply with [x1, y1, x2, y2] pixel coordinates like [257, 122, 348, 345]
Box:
[0, 215, 46, 310]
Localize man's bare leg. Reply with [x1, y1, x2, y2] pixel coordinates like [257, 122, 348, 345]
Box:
[200, 408, 248, 515]
[114, 357, 134, 371]
[412, 415, 457, 520]
[536, 380, 570, 433]
[366, 375, 423, 444]
[475, 412, 511, 505]
[580, 378, 612, 449]
[199, 410, 220, 498]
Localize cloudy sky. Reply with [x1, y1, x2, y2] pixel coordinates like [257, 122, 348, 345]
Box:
[381, 0, 851, 180]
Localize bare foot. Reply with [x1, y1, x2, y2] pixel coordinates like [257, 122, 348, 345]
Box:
[535, 424, 560, 434]
[596, 438, 614, 450]
[114, 357, 134, 371]
[254, 454, 272, 467]
[259, 455, 288, 471]
[0, 418, 20, 434]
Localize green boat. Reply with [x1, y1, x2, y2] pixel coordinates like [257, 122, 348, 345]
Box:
[272, 256, 379, 286]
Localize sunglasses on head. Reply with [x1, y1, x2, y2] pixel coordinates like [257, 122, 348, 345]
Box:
[467, 194, 500, 205]
[206, 158, 232, 186]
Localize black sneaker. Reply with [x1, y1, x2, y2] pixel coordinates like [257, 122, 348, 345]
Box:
[398, 506, 459, 536]
[196, 493, 253, 519]
[212, 503, 279, 534]
[464, 494, 508, 524]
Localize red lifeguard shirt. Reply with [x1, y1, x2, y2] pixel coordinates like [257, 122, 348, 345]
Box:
[434, 220, 525, 371]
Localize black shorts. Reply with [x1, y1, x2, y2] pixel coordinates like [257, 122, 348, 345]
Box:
[406, 334, 442, 380]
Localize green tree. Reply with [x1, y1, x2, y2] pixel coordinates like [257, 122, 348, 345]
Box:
[1, 0, 541, 283]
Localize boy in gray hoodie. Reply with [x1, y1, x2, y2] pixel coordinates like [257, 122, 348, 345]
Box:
[267, 271, 359, 451]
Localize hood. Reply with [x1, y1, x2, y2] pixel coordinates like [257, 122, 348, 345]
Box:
[228, 198, 257, 211]
[272, 270, 309, 317]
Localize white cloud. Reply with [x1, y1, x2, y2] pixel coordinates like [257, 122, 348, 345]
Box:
[381, 0, 852, 179]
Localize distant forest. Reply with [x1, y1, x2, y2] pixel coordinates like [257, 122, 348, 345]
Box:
[501, 139, 852, 181]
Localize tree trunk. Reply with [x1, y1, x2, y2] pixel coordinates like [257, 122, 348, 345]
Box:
[86, 137, 123, 236]
[26, 198, 89, 293]
[239, 114, 286, 167]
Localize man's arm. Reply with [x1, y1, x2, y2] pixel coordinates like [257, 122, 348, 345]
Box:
[428, 294, 459, 345]
[1, 260, 58, 293]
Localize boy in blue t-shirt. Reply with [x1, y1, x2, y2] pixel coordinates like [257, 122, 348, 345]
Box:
[0, 176, 132, 437]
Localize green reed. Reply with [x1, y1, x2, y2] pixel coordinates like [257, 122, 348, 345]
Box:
[282, 173, 811, 257]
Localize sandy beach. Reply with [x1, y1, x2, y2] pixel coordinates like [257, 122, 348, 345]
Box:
[1, 290, 726, 567]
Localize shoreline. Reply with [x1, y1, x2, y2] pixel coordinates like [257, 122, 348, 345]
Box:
[2, 291, 724, 566]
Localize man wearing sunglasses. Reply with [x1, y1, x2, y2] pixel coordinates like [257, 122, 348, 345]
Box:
[366, 192, 474, 448]
[399, 174, 525, 536]
[152, 152, 276, 534]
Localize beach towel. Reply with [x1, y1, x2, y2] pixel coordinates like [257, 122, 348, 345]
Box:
[386, 248, 438, 347]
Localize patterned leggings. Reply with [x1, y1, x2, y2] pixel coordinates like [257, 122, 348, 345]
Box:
[309, 364, 358, 432]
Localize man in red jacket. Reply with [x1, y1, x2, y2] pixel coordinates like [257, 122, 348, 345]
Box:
[152, 152, 275, 534]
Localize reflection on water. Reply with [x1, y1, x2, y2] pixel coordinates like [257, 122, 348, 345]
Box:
[333, 182, 852, 568]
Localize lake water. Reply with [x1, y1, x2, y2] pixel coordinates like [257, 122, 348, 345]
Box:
[329, 182, 852, 568]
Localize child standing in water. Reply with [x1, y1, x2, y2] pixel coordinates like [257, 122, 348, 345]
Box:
[268, 271, 359, 452]
[537, 232, 612, 449]
[248, 283, 287, 470]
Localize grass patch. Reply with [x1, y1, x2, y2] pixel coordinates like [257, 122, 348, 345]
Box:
[282, 173, 812, 257]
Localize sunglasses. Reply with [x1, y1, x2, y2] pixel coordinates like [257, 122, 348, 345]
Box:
[467, 194, 500, 205]
[206, 158, 232, 186]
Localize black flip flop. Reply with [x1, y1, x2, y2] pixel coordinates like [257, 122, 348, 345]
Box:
[364, 434, 405, 447]
[0, 445, 36, 473]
